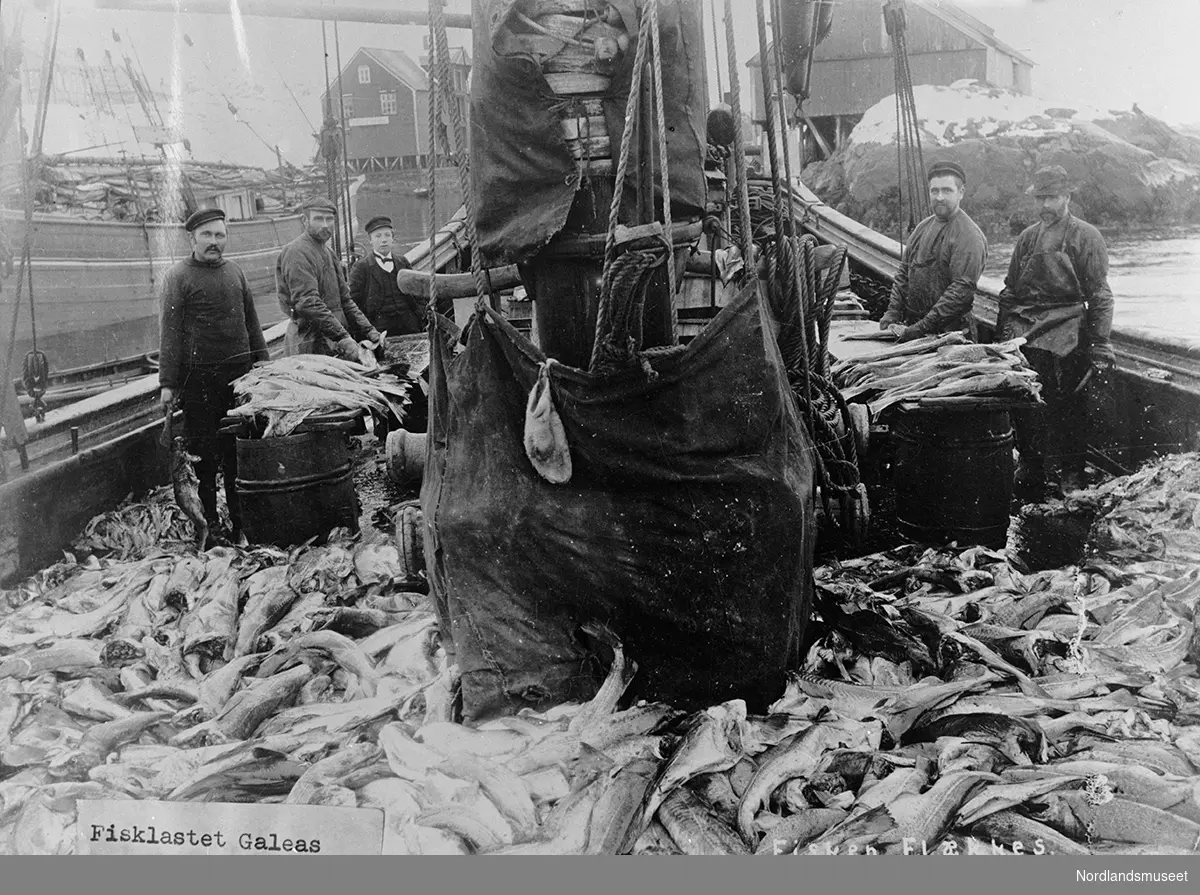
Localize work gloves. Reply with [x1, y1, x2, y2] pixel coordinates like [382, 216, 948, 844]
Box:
[1089, 342, 1116, 373]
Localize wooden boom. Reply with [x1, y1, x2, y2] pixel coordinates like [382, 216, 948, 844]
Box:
[89, 0, 472, 29]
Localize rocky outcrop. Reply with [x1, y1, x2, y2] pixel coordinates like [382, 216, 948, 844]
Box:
[801, 82, 1200, 237]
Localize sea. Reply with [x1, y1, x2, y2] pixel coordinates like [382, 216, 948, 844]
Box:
[985, 226, 1200, 347]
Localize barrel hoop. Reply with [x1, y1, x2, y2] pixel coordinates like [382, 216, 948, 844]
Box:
[236, 465, 352, 492]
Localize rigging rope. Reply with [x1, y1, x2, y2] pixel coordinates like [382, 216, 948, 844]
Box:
[332, 13, 356, 263]
[884, 0, 929, 239]
[646, 0, 677, 325]
[721, 0, 754, 270]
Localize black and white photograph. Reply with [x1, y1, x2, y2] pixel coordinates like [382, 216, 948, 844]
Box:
[0, 0, 1199, 880]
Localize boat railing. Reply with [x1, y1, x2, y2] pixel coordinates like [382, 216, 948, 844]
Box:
[789, 181, 1200, 400]
[1, 208, 468, 471]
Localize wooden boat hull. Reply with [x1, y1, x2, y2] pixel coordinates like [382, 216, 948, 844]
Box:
[0, 211, 302, 370]
[0, 212, 467, 584]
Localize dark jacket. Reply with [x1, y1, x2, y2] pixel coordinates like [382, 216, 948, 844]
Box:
[348, 254, 428, 335]
[159, 256, 269, 389]
[881, 209, 988, 335]
[276, 232, 377, 355]
[999, 213, 1114, 359]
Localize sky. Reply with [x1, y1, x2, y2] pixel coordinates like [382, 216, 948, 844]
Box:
[4, 0, 1200, 170]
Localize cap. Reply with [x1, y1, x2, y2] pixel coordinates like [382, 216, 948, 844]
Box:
[365, 215, 393, 234]
[298, 195, 338, 214]
[927, 160, 966, 184]
[1027, 165, 1074, 197]
[184, 207, 225, 232]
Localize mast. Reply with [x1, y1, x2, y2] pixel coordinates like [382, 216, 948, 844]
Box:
[90, 0, 472, 29]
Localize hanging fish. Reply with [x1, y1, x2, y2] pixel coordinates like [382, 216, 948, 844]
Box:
[170, 435, 207, 551]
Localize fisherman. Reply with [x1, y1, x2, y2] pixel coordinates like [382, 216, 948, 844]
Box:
[348, 215, 425, 335]
[276, 196, 381, 361]
[159, 207, 269, 544]
[999, 165, 1115, 498]
[879, 160, 988, 341]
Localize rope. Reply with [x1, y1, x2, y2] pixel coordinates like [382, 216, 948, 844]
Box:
[768, 0, 795, 227]
[428, 0, 492, 314]
[590, 249, 663, 376]
[707, 0, 724, 103]
[646, 0, 677, 333]
[425, 10, 441, 330]
[601, 6, 653, 273]
[722, 0, 754, 269]
[332, 14, 356, 263]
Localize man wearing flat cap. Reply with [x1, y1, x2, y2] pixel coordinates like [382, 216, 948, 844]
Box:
[880, 160, 988, 341]
[276, 196, 381, 361]
[160, 207, 269, 544]
[348, 215, 426, 335]
[1000, 164, 1115, 498]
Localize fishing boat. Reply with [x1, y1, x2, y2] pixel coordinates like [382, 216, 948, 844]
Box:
[0, 206, 302, 375]
[3, 0, 1197, 691]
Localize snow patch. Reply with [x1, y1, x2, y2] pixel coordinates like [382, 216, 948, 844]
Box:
[851, 82, 1112, 148]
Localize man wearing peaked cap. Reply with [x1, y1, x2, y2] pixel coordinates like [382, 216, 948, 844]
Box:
[880, 160, 988, 342]
[1000, 164, 1115, 499]
[160, 206, 268, 545]
[348, 214, 432, 337]
[276, 195, 380, 360]
[184, 207, 225, 232]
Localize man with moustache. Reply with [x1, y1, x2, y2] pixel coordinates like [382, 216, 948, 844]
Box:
[276, 196, 381, 360]
[999, 165, 1115, 498]
[880, 160, 988, 341]
[348, 215, 426, 335]
[159, 207, 269, 542]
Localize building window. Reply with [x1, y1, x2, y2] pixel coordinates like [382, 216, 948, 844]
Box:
[453, 69, 464, 92]
[380, 90, 397, 115]
[340, 94, 354, 119]
[357, 64, 371, 84]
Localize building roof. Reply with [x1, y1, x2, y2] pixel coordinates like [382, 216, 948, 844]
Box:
[323, 46, 429, 101]
[747, 0, 1035, 68]
[921, 0, 1035, 67]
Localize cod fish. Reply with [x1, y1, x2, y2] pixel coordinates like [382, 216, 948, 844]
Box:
[170, 435, 207, 551]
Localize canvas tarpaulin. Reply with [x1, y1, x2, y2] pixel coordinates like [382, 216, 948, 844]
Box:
[470, 0, 709, 267]
[421, 279, 817, 722]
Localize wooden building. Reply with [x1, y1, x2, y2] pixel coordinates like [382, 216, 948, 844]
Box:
[320, 46, 471, 174]
[749, 0, 1034, 162]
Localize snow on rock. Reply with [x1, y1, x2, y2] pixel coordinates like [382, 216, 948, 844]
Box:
[802, 81, 1200, 236]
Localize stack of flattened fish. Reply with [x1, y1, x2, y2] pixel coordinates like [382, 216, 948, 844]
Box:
[0, 454, 1199, 854]
[229, 356, 412, 437]
[835, 335, 1043, 416]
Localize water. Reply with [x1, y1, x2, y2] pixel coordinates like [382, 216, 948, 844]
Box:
[985, 226, 1200, 347]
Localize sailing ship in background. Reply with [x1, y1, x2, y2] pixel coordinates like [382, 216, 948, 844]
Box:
[0, 5, 348, 388]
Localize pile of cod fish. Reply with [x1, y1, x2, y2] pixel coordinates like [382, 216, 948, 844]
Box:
[1, 454, 1199, 855]
[835, 334, 1043, 415]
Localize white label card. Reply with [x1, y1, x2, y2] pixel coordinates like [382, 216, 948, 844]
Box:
[77, 799, 384, 855]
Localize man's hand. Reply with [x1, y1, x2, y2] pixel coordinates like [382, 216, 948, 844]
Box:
[887, 324, 921, 343]
[1089, 344, 1116, 372]
[336, 336, 361, 362]
[159, 388, 176, 412]
[879, 315, 899, 331]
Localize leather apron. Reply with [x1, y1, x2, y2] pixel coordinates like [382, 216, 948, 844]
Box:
[997, 219, 1085, 357]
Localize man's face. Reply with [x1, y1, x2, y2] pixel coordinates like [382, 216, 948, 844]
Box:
[1037, 193, 1070, 226]
[304, 210, 337, 243]
[928, 175, 964, 222]
[190, 220, 227, 262]
[370, 227, 394, 256]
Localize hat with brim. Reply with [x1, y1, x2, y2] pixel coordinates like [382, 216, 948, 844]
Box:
[927, 160, 966, 184]
[365, 215, 393, 234]
[184, 207, 225, 232]
[1027, 165, 1075, 197]
[298, 196, 338, 214]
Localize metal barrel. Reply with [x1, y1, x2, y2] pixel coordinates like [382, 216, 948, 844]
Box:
[235, 429, 360, 546]
[892, 405, 1015, 548]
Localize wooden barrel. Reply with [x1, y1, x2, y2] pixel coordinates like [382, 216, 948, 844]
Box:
[892, 405, 1015, 548]
[235, 429, 360, 546]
